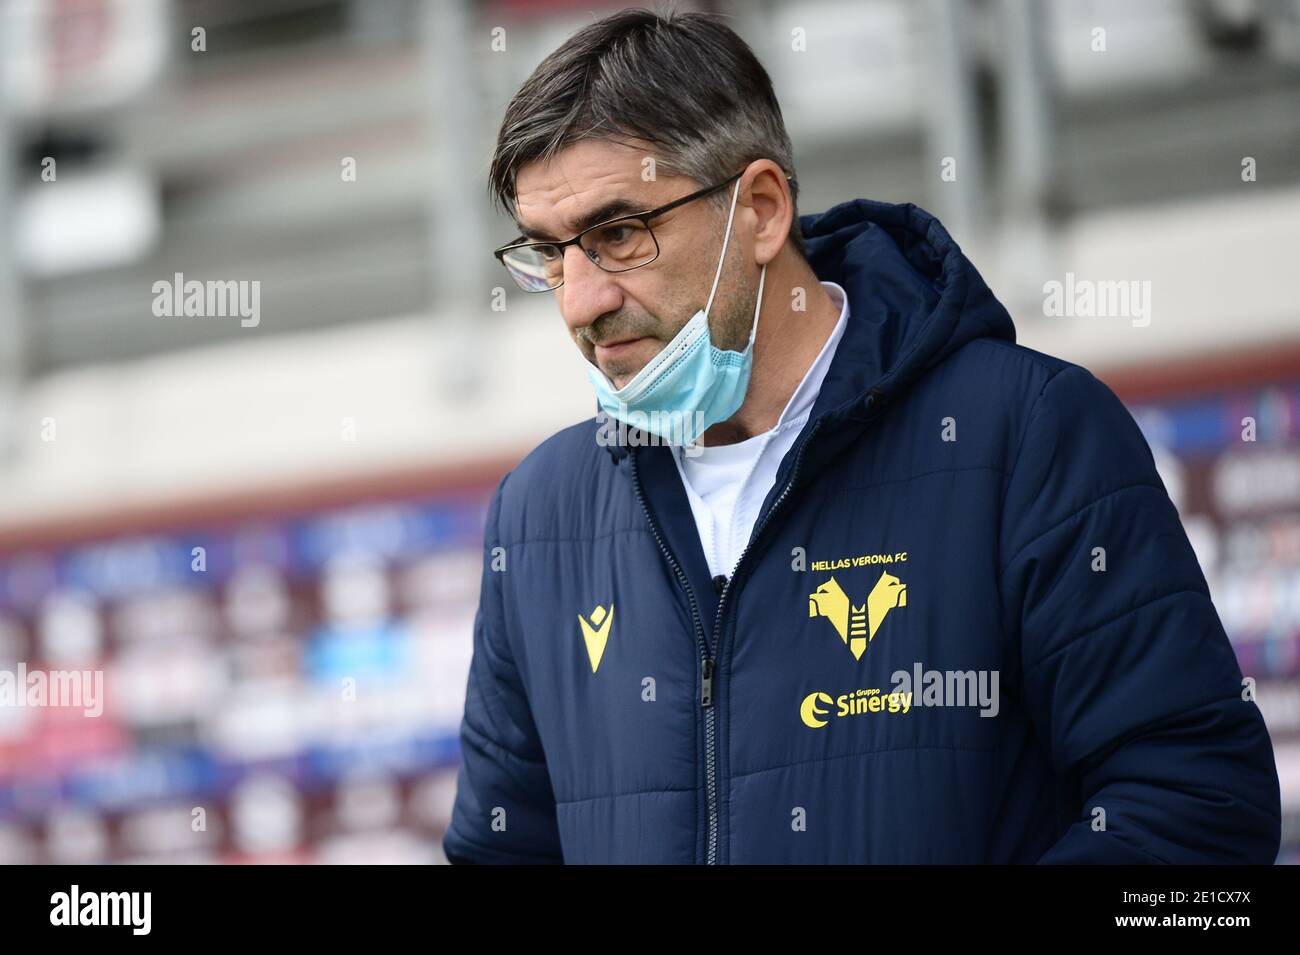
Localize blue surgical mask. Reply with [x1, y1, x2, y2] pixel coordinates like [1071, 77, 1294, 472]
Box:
[586, 178, 766, 446]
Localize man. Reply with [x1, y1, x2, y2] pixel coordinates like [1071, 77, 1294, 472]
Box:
[443, 8, 1280, 864]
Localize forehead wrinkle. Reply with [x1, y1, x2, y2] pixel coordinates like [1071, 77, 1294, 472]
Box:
[515, 164, 655, 241]
[516, 197, 644, 241]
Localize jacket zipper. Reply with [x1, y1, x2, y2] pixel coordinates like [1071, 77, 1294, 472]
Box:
[625, 393, 879, 864]
[701, 415, 824, 863]
[628, 450, 715, 862]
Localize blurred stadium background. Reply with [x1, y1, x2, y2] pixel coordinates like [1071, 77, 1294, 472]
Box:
[0, 0, 1298, 863]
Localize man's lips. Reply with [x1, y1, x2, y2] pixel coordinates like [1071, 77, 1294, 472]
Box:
[593, 336, 652, 362]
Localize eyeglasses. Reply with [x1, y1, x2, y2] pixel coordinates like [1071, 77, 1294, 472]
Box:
[493, 170, 792, 293]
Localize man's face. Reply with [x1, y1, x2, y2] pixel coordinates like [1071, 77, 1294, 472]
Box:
[513, 139, 755, 389]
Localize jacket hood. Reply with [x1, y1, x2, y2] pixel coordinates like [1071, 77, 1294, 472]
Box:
[799, 199, 1016, 425]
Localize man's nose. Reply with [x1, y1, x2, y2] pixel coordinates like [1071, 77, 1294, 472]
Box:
[559, 244, 622, 337]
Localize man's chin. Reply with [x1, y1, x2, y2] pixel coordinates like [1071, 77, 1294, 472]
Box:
[594, 337, 660, 386]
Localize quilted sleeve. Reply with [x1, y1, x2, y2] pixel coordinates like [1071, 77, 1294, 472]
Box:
[443, 475, 564, 864]
[998, 365, 1280, 863]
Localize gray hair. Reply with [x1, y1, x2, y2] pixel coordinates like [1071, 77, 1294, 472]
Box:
[489, 5, 805, 258]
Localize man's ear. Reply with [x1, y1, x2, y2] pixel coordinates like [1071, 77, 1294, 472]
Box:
[745, 161, 794, 266]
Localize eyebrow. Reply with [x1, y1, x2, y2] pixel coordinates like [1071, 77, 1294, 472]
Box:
[515, 197, 645, 242]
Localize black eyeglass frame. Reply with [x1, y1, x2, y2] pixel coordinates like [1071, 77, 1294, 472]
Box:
[493, 169, 794, 292]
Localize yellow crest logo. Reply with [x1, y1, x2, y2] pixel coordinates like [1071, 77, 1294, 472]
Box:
[808, 571, 907, 660]
[578, 603, 614, 673]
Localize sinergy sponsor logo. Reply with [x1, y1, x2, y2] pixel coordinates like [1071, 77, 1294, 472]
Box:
[800, 664, 1000, 729]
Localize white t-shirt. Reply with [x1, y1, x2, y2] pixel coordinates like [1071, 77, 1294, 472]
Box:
[672, 280, 850, 581]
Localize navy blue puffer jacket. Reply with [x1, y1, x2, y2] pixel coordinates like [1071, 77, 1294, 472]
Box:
[443, 199, 1281, 864]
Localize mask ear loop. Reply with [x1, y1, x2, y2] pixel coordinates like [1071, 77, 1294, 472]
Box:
[705, 176, 767, 353]
[703, 178, 743, 318]
[746, 262, 767, 350]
